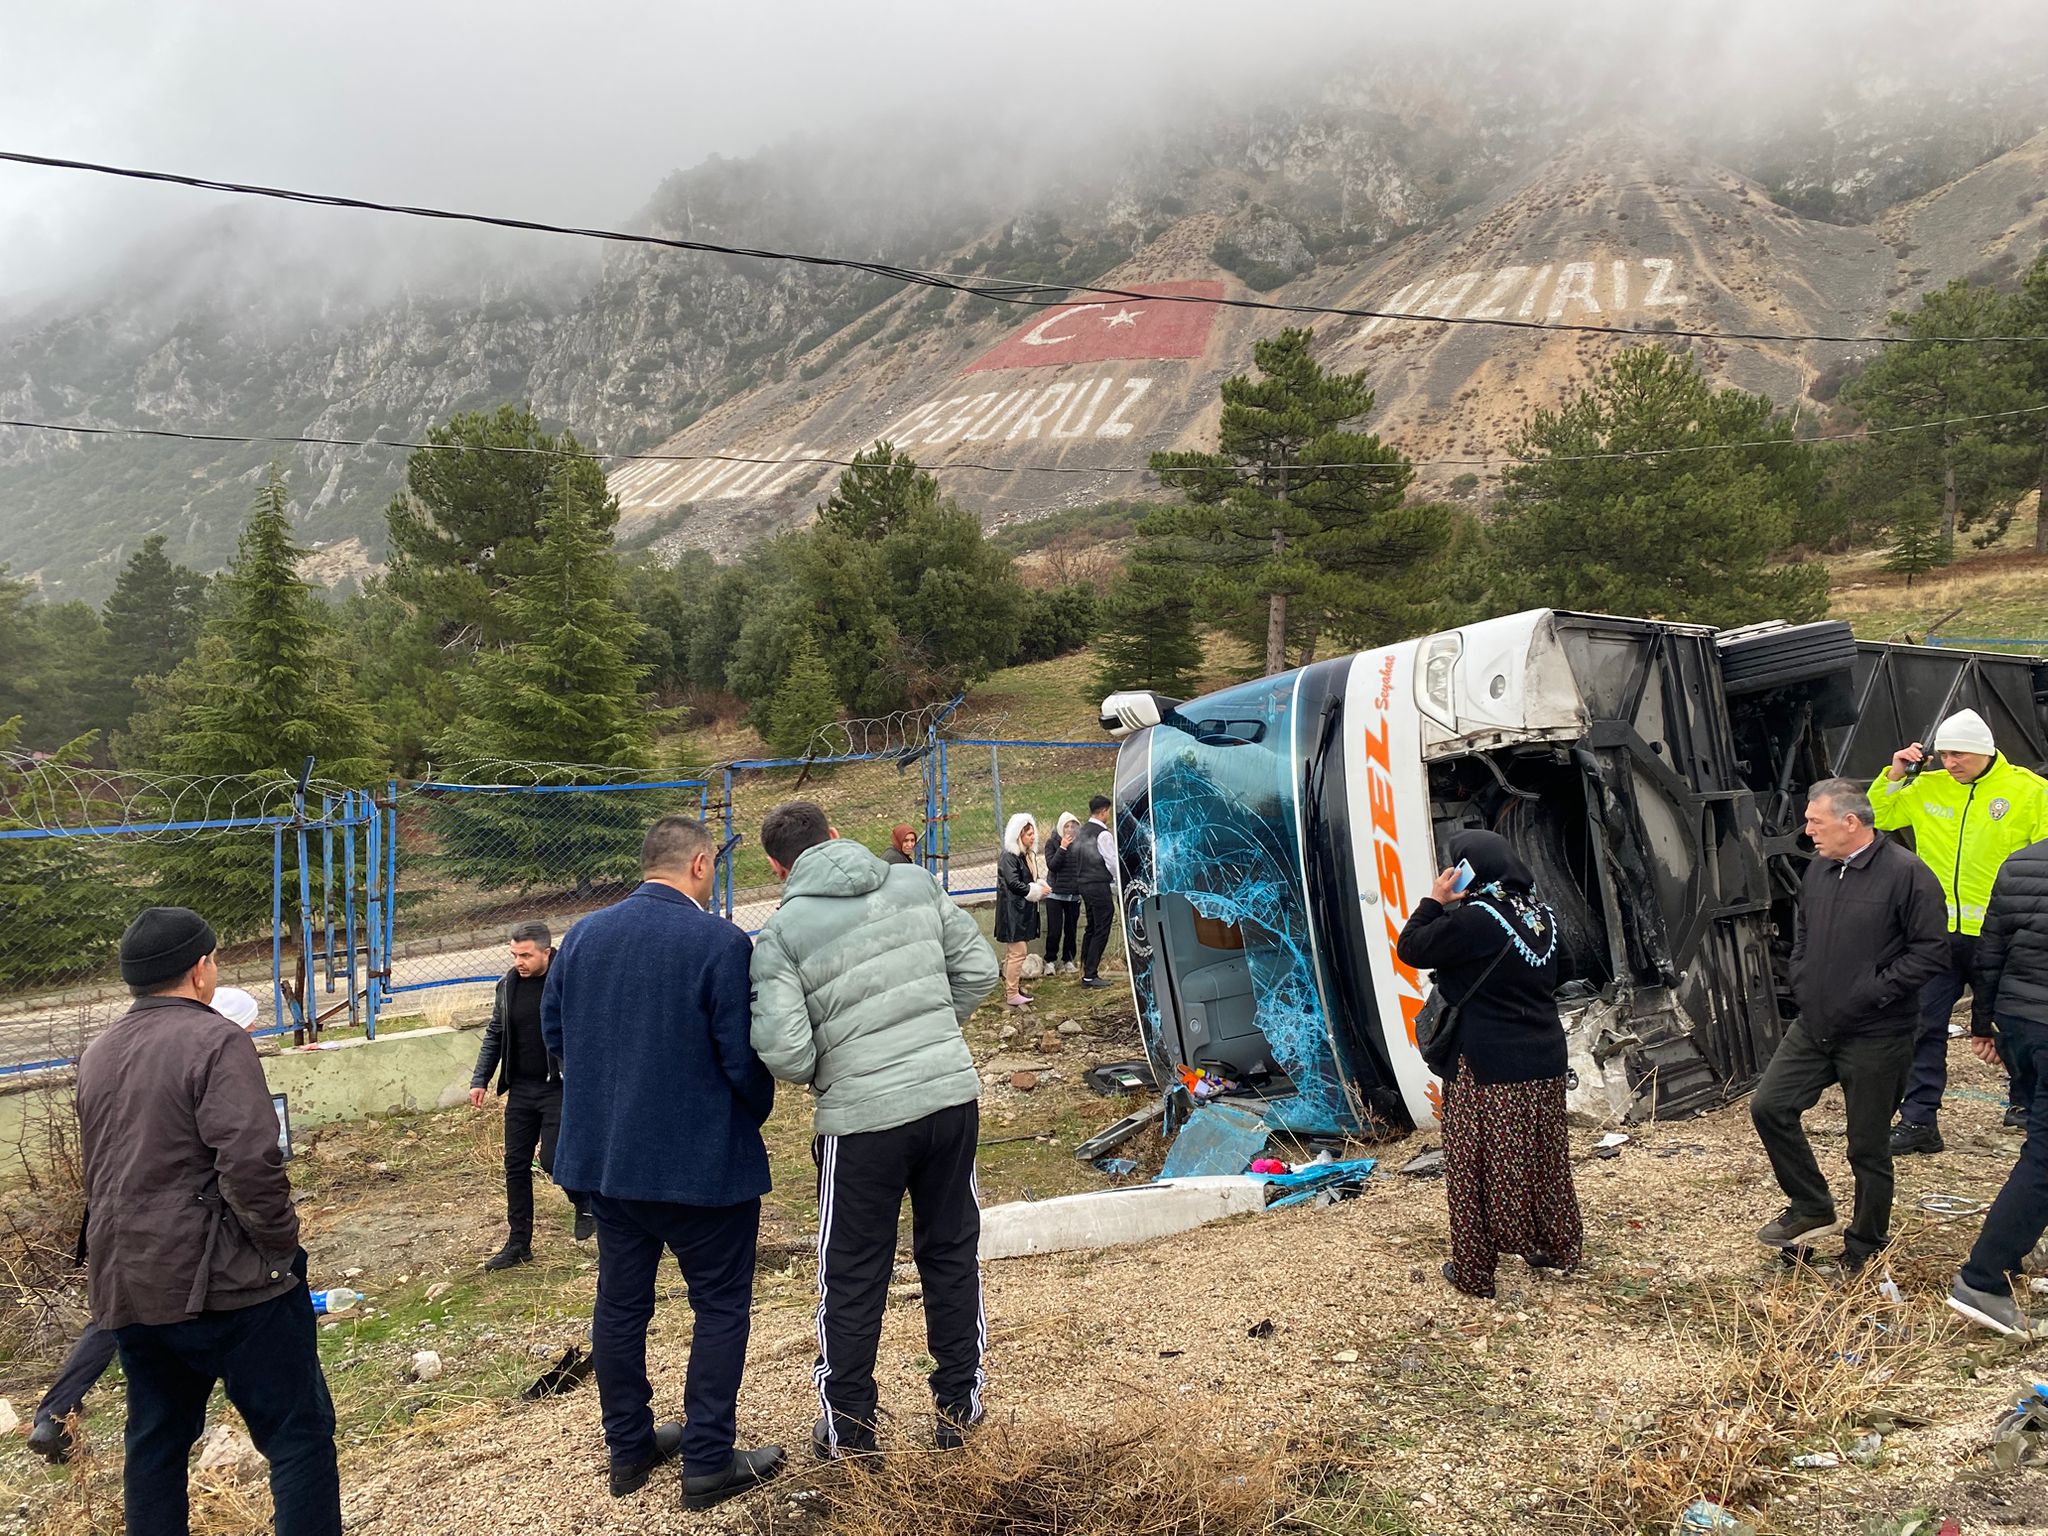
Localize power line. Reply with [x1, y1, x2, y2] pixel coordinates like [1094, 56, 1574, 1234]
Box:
[4, 402, 2045, 477]
[4, 148, 2046, 349]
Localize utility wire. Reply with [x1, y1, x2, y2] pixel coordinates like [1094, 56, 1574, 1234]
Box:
[4, 148, 2046, 349]
[3, 402, 2045, 476]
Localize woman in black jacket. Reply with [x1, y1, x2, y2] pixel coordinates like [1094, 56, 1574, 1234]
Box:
[1396, 829, 1582, 1298]
[1041, 811, 1083, 972]
[995, 812, 1045, 1007]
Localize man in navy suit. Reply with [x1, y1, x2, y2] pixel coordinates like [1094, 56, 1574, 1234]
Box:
[543, 817, 786, 1511]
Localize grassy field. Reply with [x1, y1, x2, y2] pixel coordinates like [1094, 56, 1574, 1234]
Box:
[1826, 502, 2048, 646]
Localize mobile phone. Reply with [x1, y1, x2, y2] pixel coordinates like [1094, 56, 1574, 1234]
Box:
[1450, 858, 1476, 893]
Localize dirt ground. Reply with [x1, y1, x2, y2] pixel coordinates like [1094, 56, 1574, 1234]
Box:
[5, 970, 2048, 1535]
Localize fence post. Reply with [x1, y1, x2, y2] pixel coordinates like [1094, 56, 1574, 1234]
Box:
[990, 744, 1003, 858]
[938, 738, 952, 891]
[321, 793, 336, 993]
[272, 826, 295, 1044]
[721, 766, 737, 920]
[341, 790, 361, 1032]
[294, 791, 316, 1042]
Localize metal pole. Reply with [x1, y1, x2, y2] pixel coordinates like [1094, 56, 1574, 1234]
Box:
[363, 790, 382, 1040]
[321, 793, 336, 992]
[294, 791, 316, 1040]
[989, 744, 1003, 869]
[382, 780, 398, 1018]
[271, 827, 292, 1043]
[939, 739, 952, 891]
[721, 767, 736, 919]
[341, 790, 361, 1031]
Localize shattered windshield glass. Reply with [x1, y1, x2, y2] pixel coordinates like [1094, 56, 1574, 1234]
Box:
[1144, 674, 1354, 1131]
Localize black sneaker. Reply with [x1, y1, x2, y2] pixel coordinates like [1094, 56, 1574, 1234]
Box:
[27, 1416, 72, 1465]
[2004, 1105, 2029, 1132]
[1756, 1208, 1843, 1248]
[1889, 1121, 1944, 1156]
[609, 1421, 683, 1497]
[1081, 977, 1113, 990]
[573, 1210, 596, 1243]
[811, 1415, 882, 1461]
[935, 1409, 980, 1450]
[683, 1445, 787, 1510]
[483, 1241, 533, 1272]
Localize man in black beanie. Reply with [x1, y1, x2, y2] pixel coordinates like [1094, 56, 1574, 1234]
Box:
[75, 908, 340, 1536]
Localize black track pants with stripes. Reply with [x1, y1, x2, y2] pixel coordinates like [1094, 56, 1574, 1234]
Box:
[812, 1099, 985, 1453]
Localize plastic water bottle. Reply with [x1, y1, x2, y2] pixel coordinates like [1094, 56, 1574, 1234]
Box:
[311, 1287, 364, 1315]
[1676, 1501, 1753, 1535]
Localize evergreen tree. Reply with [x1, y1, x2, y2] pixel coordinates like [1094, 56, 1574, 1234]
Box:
[127, 470, 380, 937]
[0, 569, 46, 736]
[25, 602, 117, 748]
[1488, 346, 1829, 626]
[0, 722, 136, 989]
[765, 631, 841, 756]
[1882, 497, 1951, 586]
[1841, 279, 2035, 551]
[100, 534, 205, 729]
[872, 501, 1027, 693]
[432, 464, 653, 894]
[1091, 568, 1205, 698]
[816, 441, 941, 540]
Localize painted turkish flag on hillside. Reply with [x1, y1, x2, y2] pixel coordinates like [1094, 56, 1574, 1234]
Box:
[965, 280, 1225, 373]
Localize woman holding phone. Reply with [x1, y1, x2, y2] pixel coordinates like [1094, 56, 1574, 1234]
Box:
[1396, 829, 1582, 1298]
[995, 812, 1047, 1007]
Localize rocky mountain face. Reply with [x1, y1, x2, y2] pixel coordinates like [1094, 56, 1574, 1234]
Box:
[3, 58, 2045, 598]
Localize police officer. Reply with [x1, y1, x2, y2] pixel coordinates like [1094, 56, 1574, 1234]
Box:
[1873, 708, 2048, 1153]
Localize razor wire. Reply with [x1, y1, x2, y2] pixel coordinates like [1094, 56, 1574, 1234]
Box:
[0, 751, 355, 841]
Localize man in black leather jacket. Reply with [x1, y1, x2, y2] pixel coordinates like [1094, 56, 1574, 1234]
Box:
[468, 920, 591, 1269]
[1948, 835, 2048, 1335]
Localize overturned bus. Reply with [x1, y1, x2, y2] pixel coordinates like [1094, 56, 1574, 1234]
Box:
[1100, 611, 2048, 1135]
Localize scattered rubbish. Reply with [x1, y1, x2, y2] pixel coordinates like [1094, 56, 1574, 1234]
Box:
[1256, 1157, 1378, 1209]
[1073, 1099, 1161, 1161]
[408, 1350, 444, 1383]
[1791, 1451, 1841, 1469]
[1247, 1318, 1275, 1340]
[1879, 1277, 1904, 1305]
[1157, 1102, 1270, 1180]
[979, 1176, 1268, 1260]
[1849, 1432, 1884, 1465]
[1250, 1158, 1289, 1175]
[1400, 1147, 1445, 1178]
[1675, 1500, 1755, 1535]
[1330, 1350, 1359, 1364]
[1092, 1157, 1140, 1178]
[1594, 1132, 1630, 1160]
[1921, 1193, 1990, 1218]
[1990, 1381, 2048, 1472]
[1085, 1061, 1157, 1097]
[311, 1287, 365, 1315]
[0, 1399, 17, 1437]
[424, 1281, 454, 1302]
[1158, 1347, 1183, 1358]
[195, 1423, 266, 1483]
[523, 1345, 594, 1400]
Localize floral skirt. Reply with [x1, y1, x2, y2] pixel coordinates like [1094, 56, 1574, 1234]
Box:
[1441, 1060, 1583, 1295]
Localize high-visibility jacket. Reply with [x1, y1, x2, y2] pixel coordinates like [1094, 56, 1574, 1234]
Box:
[1869, 755, 2048, 936]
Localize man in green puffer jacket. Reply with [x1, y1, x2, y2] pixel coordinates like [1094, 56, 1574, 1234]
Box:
[749, 800, 1000, 1462]
[1871, 708, 2048, 1153]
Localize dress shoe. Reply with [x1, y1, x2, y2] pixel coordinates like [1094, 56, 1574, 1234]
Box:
[683, 1445, 787, 1510]
[609, 1421, 683, 1497]
[573, 1210, 596, 1242]
[483, 1241, 532, 1272]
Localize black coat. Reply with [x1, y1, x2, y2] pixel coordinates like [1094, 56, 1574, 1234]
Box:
[1044, 833, 1082, 897]
[994, 849, 1041, 943]
[1789, 833, 1949, 1042]
[1977, 837, 2048, 1032]
[1397, 894, 1565, 1084]
[470, 969, 562, 1093]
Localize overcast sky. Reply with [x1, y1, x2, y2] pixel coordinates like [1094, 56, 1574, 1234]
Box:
[0, 1, 2039, 305]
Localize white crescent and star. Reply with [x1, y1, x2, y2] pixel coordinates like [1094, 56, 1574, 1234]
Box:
[1018, 303, 1146, 346]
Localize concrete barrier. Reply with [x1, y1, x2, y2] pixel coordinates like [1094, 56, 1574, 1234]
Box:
[0, 1024, 483, 1153]
[978, 1176, 1268, 1261]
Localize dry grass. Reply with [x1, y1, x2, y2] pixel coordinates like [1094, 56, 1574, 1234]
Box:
[0, 1015, 92, 1363]
[744, 1400, 1297, 1536]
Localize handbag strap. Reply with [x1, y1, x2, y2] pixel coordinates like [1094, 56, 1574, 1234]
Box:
[1443, 930, 1517, 1007]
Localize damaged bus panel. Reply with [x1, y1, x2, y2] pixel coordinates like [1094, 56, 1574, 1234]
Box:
[1103, 610, 2048, 1135]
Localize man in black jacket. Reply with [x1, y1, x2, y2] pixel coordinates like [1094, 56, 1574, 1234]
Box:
[1948, 835, 2048, 1334]
[469, 920, 591, 1269]
[1751, 779, 1949, 1268]
[1075, 795, 1119, 988]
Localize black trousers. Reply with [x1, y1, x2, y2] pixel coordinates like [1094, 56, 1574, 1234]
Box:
[1903, 933, 2024, 1122]
[588, 1192, 758, 1478]
[813, 1100, 985, 1454]
[36, 1318, 118, 1424]
[1043, 897, 1080, 964]
[113, 1282, 340, 1536]
[504, 1077, 583, 1244]
[1078, 884, 1115, 980]
[1962, 1016, 2048, 1296]
[1751, 1024, 1914, 1261]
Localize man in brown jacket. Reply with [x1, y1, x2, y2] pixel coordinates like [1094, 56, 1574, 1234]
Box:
[76, 907, 340, 1536]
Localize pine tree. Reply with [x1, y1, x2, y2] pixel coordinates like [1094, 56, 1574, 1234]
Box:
[1488, 346, 1830, 626]
[1091, 568, 1205, 699]
[127, 469, 380, 937]
[0, 722, 136, 989]
[100, 534, 206, 729]
[431, 464, 654, 894]
[1148, 328, 1442, 675]
[816, 441, 941, 540]
[765, 631, 841, 757]
[1882, 498, 1951, 587]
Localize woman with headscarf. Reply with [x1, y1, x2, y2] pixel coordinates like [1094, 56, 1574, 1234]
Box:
[995, 812, 1047, 1007]
[1041, 811, 1083, 974]
[884, 823, 918, 865]
[1396, 828, 1582, 1298]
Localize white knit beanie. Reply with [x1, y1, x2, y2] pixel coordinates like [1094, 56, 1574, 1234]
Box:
[1932, 708, 1996, 757]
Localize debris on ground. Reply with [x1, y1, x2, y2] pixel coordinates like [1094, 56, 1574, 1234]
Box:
[1675, 1499, 1756, 1534]
[0, 1398, 17, 1437]
[1399, 1147, 1446, 1177]
[1157, 1102, 1269, 1179]
[195, 1423, 266, 1482]
[1254, 1158, 1378, 1209]
[523, 1345, 594, 1400]
[1085, 1060, 1157, 1096]
[1990, 1381, 2048, 1471]
[1791, 1450, 1841, 1469]
[1247, 1318, 1275, 1339]
[1091, 1157, 1139, 1178]
[1073, 1100, 1160, 1160]
[1594, 1132, 1630, 1159]
[979, 1175, 1267, 1259]
[408, 1350, 444, 1383]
